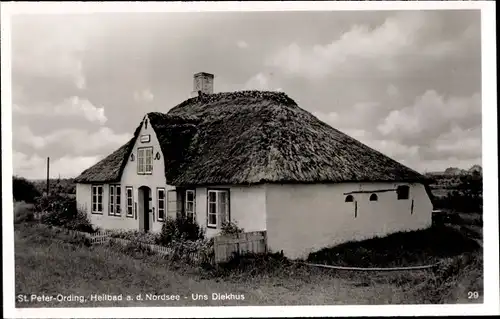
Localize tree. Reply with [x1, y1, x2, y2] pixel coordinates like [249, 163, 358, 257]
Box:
[13, 176, 41, 203]
[450, 171, 483, 213]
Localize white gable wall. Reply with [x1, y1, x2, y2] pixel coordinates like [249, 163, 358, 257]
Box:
[265, 182, 433, 259]
[77, 115, 174, 232]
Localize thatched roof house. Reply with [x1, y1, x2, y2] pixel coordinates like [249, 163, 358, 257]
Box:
[75, 72, 433, 259]
[75, 90, 425, 186]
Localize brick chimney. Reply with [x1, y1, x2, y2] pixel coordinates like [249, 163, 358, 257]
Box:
[190, 72, 214, 97]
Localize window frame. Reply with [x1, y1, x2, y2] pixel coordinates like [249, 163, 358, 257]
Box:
[137, 146, 153, 175]
[125, 186, 134, 218]
[157, 187, 166, 221]
[185, 189, 196, 221]
[91, 185, 104, 214]
[167, 190, 178, 218]
[206, 188, 230, 229]
[396, 185, 410, 200]
[108, 184, 121, 216]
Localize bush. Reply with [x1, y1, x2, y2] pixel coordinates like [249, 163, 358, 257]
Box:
[220, 220, 244, 236]
[14, 202, 35, 224]
[37, 193, 95, 233]
[13, 176, 41, 203]
[157, 216, 204, 246]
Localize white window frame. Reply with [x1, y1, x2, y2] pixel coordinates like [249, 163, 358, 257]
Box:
[126, 186, 134, 218]
[157, 188, 166, 221]
[167, 190, 177, 218]
[91, 185, 103, 214]
[109, 185, 121, 216]
[137, 147, 153, 174]
[207, 189, 230, 228]
[185, 189, 196, 221]
[109, 185, 115, 215]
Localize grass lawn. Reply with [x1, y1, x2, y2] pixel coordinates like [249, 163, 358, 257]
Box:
[14, 222, 483, 307]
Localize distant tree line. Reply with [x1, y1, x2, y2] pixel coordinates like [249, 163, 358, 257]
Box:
[432, 171, 483, 213]
[13, 176, 76, 203]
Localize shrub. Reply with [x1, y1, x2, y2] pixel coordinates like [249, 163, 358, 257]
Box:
[220, 220, 244, 236]
[157, 216, 204, 246]
[14, 202, 35, 224]
[13, 176, 41, 203]
[37, 193, 95, 233]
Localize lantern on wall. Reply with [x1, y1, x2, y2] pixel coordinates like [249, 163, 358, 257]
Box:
[130, 153, 135, 161]
[155, 152, 161, 160]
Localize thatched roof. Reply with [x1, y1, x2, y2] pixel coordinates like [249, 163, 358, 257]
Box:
[75, 91, 427, 186]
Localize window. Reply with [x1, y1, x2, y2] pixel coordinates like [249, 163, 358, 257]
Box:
[345, 195, 354, 202]
[207, 189, 229, 228]
[91, 185, 103, 214]
[185, 190, 196, 221]
[397, 185, 410, 200]
[369, 194, 378, 201]
[157, 188, 166, 221]
[108, 185, 121, 216]
[126, 187, 134, 217]
[167, 190, 177, 218]
[137, 147, 153, 174]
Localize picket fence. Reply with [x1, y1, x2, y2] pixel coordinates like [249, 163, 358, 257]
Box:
[48, 226, 268, 264]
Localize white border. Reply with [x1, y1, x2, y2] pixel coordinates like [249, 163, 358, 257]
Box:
[2, 1, 498, 318]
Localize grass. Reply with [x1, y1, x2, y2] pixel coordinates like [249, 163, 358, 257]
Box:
[15, 223, 483, 307]
[307, 225, 480, 268]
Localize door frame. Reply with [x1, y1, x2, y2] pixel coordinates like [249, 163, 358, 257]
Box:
[138, 186, 152, 232]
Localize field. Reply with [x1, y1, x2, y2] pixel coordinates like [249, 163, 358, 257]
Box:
[14, 216, 483, 307]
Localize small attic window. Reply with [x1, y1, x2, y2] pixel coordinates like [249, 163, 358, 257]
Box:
[397, 185, 410, 200]
[144, 118, 148, 129]
[369, 194, 378, 201]
[345, 195, 354, 203]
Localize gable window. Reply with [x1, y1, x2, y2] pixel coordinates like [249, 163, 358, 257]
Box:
[185, 190, 196, 221]
[126, 187, 134, 217]
[369, 194, 378, 202]
[91, 185, 103, 214]
[345, 195, 354, 203]
[207, 189, 229, 228]
[157, 188, 166, 221]
[167, 190, 177, 218]
[137, 147, 153, 174]
[109, 185, 121, 216]
[397, 185, 410, 200]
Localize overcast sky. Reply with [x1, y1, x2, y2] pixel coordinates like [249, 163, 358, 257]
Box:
[11, 10, 482, 179]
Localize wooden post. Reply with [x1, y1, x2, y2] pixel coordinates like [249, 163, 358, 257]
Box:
[46, 157, 50, 195]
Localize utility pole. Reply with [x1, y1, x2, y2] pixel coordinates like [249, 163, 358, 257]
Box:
[46, 157, 50, 195]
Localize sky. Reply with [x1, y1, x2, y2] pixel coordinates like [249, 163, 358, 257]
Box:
[10, 10, 482, 179]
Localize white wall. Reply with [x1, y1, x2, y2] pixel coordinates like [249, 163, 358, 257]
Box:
[77, 114, 175, 232]
[265, 182, 433, 259]
[194, 185, 267, 238]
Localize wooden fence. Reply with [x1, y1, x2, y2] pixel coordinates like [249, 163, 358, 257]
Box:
[213, 231, 267, 263]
